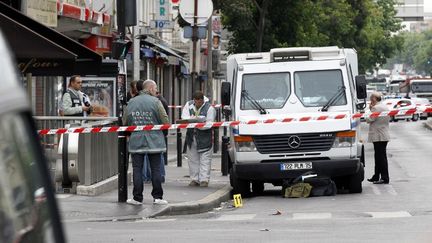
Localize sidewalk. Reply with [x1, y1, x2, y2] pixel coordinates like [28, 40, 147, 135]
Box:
[57, 152, 231, 222]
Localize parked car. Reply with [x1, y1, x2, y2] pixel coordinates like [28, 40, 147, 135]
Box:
[411, 97, 431, 120]
[384, 98, 420, 122]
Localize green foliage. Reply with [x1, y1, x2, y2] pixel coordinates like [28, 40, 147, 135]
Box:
[214, 0, 403, 73]
[387, 29, 432, 76]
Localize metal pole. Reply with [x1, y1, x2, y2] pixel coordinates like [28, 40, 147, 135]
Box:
[221, 111, 229, 176]
[118, 135, 128, 202]
[191, 0, 198, 94]
[206, 13, 213, 100]
[133, 25, 140, 81]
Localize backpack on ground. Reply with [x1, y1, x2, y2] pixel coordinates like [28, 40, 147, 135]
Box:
[283, 182, 312, 198]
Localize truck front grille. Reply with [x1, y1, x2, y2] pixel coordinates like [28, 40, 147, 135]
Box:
[252, 133, 335, 154]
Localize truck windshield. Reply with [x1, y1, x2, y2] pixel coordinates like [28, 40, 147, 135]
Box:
[411, 82, 432, 93]
[0, 113, 58, 243]
[294, 70, 347, 107]
[241, 72, 290, 110]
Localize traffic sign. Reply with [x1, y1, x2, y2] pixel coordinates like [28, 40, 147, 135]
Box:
[151, 20, 174, 29]
[179, 0, 213, 26]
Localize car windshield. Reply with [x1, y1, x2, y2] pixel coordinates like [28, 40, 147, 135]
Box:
[241, 72, 290, 110]
[0, 113, 57, 243]
[411, 82, 432, 93]
[294, 70, 347, 107]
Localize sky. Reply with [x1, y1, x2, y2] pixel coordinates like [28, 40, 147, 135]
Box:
[425, 1, 432, 13]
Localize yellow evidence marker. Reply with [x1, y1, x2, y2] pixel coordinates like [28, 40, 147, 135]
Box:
[233, 194, 243, 208]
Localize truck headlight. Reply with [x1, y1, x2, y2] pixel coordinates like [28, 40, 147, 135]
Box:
[234, 136, 257, 152]
[333, 131, 356, 148]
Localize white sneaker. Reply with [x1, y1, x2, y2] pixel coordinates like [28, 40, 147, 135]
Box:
[126, 199, 142, 205]
[153, 199, 168, 205]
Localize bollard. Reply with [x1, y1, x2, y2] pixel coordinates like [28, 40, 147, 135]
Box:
[213, 107, 221, 153]
[118, 135, 128, 202]
[176, 128, 182, 167]
[221, 136, 229, 176]
[61, 133, 72, 188]
[164, 136, 168, 165]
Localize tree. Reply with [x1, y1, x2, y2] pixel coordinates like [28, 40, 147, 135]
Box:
[214, 0, 403, 73]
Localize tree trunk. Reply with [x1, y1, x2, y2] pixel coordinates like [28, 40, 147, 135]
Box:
[256, 0, 269, 52]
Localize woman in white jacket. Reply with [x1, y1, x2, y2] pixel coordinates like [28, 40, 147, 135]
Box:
[366, 92, 390, 184]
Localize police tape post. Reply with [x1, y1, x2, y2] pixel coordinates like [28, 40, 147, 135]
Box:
[37, 107, 432, 136]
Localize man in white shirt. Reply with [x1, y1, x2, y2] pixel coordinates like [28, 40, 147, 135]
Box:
[181, 91, 216, 187]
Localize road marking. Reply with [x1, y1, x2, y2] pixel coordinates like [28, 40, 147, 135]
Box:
[56, 194, 72, 199]
[292, 213, 332, 220]
[134, 218, 177, 223]
[369, 185, 382, 195]
[366, 211, 411, 218]
[384, 185, 398, 196]
[215, 214, 256, 221]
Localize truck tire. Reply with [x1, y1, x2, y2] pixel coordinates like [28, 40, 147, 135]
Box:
[348, 165, 364, 193]
[251, 182, 264, 195]
[230, 168, 251, 197]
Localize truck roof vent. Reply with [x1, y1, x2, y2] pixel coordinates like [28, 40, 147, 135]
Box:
[245, 53, 264, 60]
[270, 50, 309, 62]
[270, 46, 341, 62]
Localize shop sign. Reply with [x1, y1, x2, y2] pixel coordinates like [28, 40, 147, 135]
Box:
[25, 0, 57, 27]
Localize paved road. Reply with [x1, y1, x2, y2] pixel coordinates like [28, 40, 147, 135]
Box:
[64, 121, 432, 243]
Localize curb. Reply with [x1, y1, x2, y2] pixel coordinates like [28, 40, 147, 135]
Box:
[145, 184, 232, 218]
[424, 121, 432, 130]
[76, 172, 132, 196]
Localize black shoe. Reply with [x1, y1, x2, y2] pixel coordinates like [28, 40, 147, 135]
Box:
[373, 179, 389, 184]
[367, 177, 379, 183]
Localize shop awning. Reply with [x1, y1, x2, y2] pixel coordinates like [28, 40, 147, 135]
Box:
[140, 38, 187, 62]
[0, 2, 102, 76]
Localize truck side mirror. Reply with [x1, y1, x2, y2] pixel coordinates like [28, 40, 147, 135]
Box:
[221, 82, 231, 106]
[355, 75, 367, 99]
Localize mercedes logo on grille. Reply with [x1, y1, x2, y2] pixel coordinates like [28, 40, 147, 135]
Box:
[288, 135, 301, 149]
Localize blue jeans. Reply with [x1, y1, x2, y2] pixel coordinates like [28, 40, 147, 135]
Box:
[131, 153, 164, 202]
[143, 153, 166, 182]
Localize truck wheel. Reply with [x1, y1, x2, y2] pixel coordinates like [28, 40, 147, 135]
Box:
[412, 114, 419, 122]
[252, 182, 264, 195]
[348, 165, 364, 193]
[230, 168, 251, 197]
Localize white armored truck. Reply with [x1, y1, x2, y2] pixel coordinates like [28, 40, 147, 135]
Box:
[221, 46, 368, 196]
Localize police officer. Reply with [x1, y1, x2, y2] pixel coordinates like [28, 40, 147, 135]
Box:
[62, 75, 92, 116]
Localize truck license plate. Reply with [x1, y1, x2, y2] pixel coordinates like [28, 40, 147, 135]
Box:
[280, 162, 313, 171]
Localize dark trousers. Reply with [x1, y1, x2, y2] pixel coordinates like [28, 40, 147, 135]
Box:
[131, 153, 164, 202]
[373, 141, 389, 181]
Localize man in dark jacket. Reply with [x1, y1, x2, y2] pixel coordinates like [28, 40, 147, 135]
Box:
[126, 80, 169, 205]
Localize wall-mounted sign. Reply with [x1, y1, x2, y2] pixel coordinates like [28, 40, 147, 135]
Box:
[25, 0, 57, 27]
[155, 0, 170, 20]
[151, 20, 174, 29]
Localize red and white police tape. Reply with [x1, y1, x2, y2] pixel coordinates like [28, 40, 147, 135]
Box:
[37, 107, 432, 136]
[168, 104, 223, 109]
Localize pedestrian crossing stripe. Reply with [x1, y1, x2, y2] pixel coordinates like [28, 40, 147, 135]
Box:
[292, 213, 332, 220]
[364, 184, 398, 196]
[366, 211, 411, 218]
[215, 214, 256, 221]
